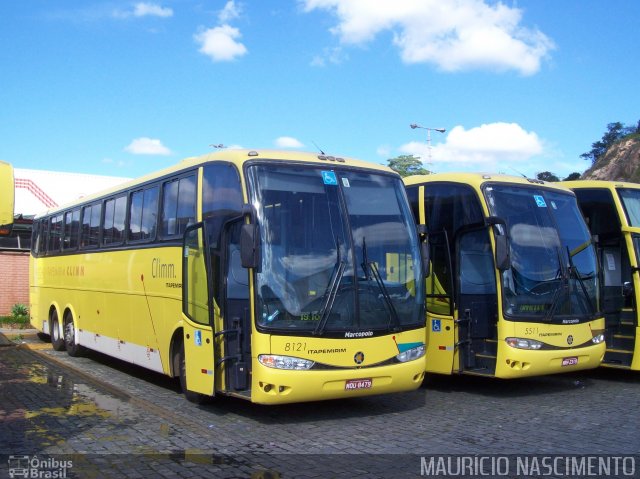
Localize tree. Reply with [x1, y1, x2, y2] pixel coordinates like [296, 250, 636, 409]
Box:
[536, 171, 560, 182]
[563, 172, 581, 181]
[387, 155, 430, 177]
[581, 121, 640, 164]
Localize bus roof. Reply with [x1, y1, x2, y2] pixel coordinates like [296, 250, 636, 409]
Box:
[403, 172, 575, 193]
[35, 149, 395, 218]
[562, 179, 640, 191]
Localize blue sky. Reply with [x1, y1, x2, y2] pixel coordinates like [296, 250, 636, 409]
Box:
[2, 0, 639, 179]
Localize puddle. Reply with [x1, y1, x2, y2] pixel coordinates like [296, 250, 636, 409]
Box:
[3, 348, 141, 452]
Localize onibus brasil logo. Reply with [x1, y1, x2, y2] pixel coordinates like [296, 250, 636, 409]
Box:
[8, 455, 73, 478]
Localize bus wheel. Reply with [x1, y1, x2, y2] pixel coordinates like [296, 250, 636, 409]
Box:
[177, 344, 209, 405]
[64, 312, 84, 357]
[50, 310, 66, 351]
[37, 332, 51, 343]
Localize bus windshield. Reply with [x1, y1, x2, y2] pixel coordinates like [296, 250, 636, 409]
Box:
[247, 164, 424, 336]
[484, 185, 599, 322]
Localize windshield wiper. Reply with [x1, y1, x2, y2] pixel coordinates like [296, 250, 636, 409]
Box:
[566, 245, 596, 316]
[361, 237, 401, 332]
[314, 238, 345, 336]
[545, 247, 569, 321]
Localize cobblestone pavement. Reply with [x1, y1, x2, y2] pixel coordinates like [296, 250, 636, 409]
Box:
[1, 331, 639, 478]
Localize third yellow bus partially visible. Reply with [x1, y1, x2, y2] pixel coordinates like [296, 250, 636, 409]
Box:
[563, 180, 640, 370]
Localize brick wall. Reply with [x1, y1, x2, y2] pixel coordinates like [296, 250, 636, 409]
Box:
[0, 251, 29, 316]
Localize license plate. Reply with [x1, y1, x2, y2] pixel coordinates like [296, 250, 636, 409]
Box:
[345, 378, 372, 390]
[562, 356, 578, 367]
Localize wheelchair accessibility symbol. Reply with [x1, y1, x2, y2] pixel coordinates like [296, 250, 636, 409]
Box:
[534, 195, 547, 208]
[432, 319, 441, 332]
[321, 171, 338, 185]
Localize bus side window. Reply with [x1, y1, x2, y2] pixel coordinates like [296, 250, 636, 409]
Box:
[405, 185, 420, 224]
[161, 174, 196, 238]
[64, 209, 80, 250]
[103, 195, 126, 245]
[128, 186, 159, 242]
[459, 230, 496, 295]
[48, 214, 63, 253]
[202, 163, 243, 306]
[81, 203, 102, 248]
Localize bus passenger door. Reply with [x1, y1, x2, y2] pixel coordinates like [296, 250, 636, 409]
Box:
[456, 228, 497, 374]
[219, 221, 251, 393]
[182, 223, 215, 396]
[425, 230, 457, 374]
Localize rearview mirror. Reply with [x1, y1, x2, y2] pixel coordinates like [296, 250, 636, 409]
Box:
[494, 234, 510, 271]
[417, 224, 431, 277]
[240, 223, 260, 269]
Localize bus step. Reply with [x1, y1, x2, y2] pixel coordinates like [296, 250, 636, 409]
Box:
[605, 348, 634, 354]
[475, 353, 496, 359]
[601, 362, 631, 370]
[462, 369, 495, 377]
[613, 334, 635, 339]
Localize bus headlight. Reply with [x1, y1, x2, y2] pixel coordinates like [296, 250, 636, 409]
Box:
[396, 344, 426, 363]
[258, 354, 315, 370]
[505, 337, 543, 350]
[592, 333, 605, 344]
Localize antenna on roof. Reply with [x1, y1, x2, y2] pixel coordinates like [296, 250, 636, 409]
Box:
[509, 167, 527, 178]
[209, 144, 226, 149]
[311, 141, 325, 155]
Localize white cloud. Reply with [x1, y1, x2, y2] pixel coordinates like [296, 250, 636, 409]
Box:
[113, 2, 173, 19]
[133, 3, 173, 18]
[310, 47, 348, 67]
[124, 137, 172, 155]
[195, 25, 248, 62]
[301, 0, 554, 75]
[275, 136, 305, 149]
[218, 1, 241, 23]
[400, 122, 544, 172]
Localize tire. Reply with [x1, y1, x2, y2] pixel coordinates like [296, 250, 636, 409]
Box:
[64, 312, 84, 357]
[37, 332, 51, 343]
[50, 310, 66, 351]
[177, 343, 210, 404]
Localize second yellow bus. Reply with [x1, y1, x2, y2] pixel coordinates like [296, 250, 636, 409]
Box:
[405, 173, 605, 378]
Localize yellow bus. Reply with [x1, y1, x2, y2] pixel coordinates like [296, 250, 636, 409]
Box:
[404, 173, 605, 378]
[0, 160, 14, 235]
[562, 180, 640, 370]
[30, 149, 427, 404]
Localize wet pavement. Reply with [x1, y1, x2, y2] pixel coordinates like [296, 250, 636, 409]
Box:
[1, 331, 639, 478]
